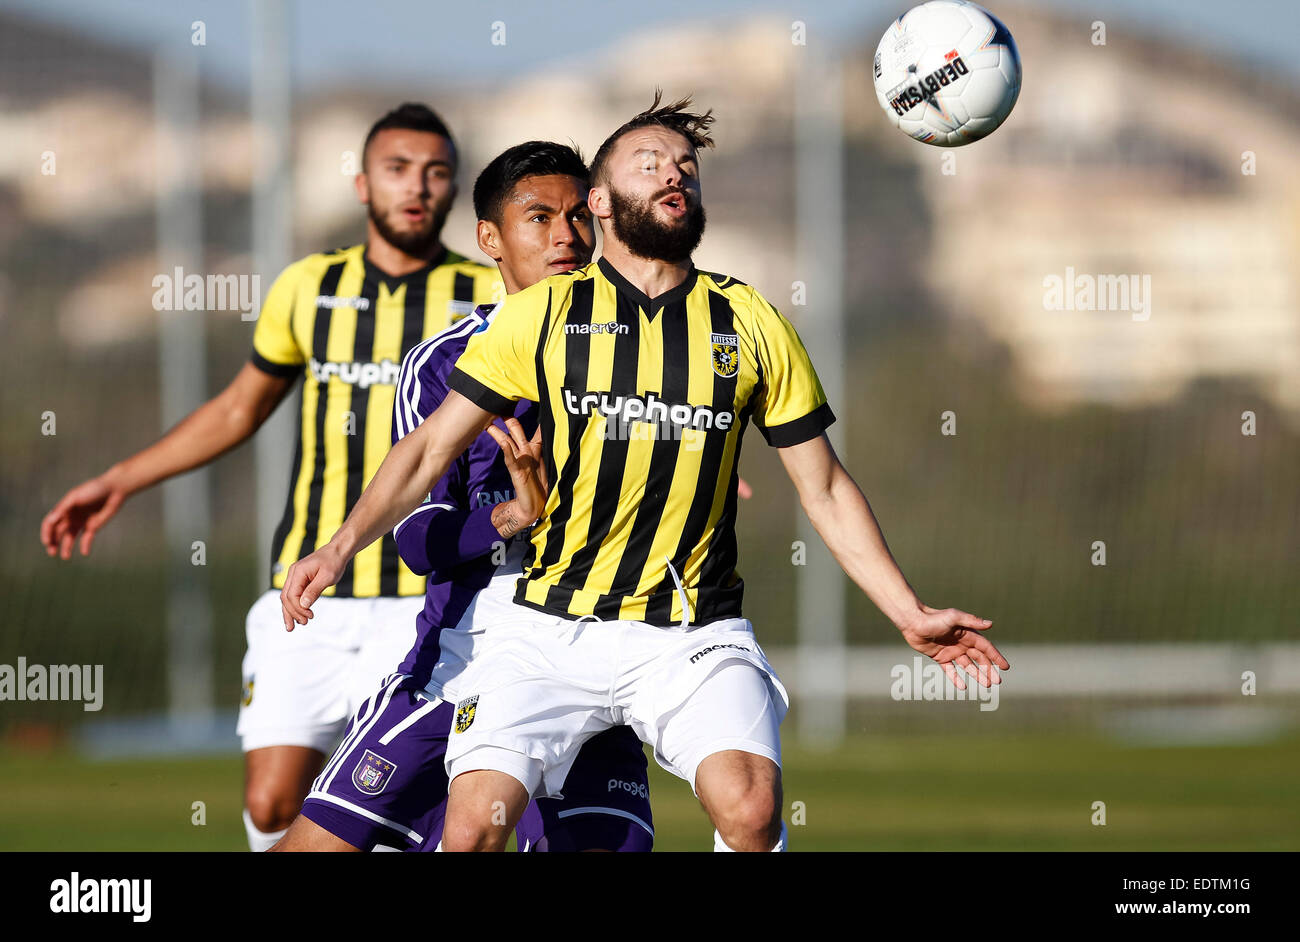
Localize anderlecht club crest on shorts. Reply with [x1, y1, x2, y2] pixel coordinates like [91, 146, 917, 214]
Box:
[455, 695, 479, 734]
[711, 333, 739, 378]
[351, 750, 396, 796]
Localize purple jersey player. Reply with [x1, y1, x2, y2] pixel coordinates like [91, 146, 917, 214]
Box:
[273, 142, 653, 852]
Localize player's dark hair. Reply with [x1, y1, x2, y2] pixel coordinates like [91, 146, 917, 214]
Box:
[362, 103, 456, 169]
[473, 141, 590, 224]
[589, 89, 715, 185]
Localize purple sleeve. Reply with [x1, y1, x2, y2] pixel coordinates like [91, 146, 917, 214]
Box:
[390, 327, 504, 575]
[394, 464, 502, 576]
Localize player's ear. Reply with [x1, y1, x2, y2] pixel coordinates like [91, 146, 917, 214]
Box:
[477, 219, 503, 262]
[355, 170, 370, 206]
[588, 184, 612, 221]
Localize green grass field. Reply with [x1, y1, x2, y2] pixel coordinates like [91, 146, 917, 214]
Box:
[2, 731, 1297, 851]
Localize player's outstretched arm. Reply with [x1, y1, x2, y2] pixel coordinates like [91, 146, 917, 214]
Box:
[777, 433, 1009, 689]
[280, 389, 495, 630]
[39, 362, 295, 560]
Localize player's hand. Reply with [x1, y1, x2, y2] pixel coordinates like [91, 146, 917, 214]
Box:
[280, 544, 347, 631]
[897, 604, 1009, 690]
[737, 477, 753, 499]
[40, 474, 129, 559]
[485, 419, 548, 524]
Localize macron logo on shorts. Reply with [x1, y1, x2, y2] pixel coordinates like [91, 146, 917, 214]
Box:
[688, 643, 750, 664]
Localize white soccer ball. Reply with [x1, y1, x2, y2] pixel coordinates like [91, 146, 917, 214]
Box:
[873, 1, 1022, 147]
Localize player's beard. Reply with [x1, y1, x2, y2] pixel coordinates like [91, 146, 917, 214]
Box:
[368, 200, 447, 260]
[609, 184, 706, 264]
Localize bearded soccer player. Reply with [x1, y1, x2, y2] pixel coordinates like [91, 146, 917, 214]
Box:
[39, 103, 501, 851]
[273, 141, 654, 852]
[281, 93, 1009, 852]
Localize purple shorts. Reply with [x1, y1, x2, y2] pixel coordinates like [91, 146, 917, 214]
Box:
[300, 674, 653, 852]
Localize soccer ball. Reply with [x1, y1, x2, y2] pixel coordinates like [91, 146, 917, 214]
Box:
[872, 1, 1021, 147]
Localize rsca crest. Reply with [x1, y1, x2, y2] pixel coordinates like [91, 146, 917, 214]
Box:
[351, 749, 397, 795]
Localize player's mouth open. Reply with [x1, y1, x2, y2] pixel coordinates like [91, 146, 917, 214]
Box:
[401, 207, 427, 222]
[659, 194, 687, 217]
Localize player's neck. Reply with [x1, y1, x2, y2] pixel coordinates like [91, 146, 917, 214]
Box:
[364, 229, 447, 278]
[599, 243, 692, 301]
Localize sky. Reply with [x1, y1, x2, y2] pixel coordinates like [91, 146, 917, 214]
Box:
[3, 0, 1299, 92]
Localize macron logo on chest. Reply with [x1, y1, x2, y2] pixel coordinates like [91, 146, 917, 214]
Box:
[316, 294, 372, 311]
[565, 321, 629, 335]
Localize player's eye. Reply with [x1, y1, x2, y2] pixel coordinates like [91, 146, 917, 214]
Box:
[531, 213, 548, 223]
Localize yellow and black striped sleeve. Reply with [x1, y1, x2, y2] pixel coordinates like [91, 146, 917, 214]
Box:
[250, 260, 307, 377]
[447, 280, 547, 414]
[749, 291, 835, 447]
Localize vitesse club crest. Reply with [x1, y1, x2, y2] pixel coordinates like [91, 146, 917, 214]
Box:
[351, 749, 396, 796]
[454, 695, 479, 734]
[711, 333, 739, 378]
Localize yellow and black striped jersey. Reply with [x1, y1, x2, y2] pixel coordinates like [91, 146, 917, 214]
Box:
[449, 257, 834, 626]
[251, 243, 503, 597]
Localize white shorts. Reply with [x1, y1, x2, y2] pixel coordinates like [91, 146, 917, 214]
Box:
[429, 592, 789, 799]
[236, 590, 422, 754]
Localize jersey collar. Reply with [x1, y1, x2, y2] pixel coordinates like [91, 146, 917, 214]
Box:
[361, 244, 450, 289]
[597, 256, 698, 317]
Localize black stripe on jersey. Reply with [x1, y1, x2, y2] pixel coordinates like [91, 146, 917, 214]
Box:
[377, 283, 430, 595]
[268, 400, 304, 582]
[534, 279, 594, 610]
[297, 261, 346, 564]
[757, 401, 837, 447]
[524, 293, 555, 576]
[400, 277, 429, 357]
[453, 273, 475, 304]
[333, 271, 382, 597]
[696, 398, 755, 615]
[552, 288, 641, 609]
[249, 349, 302, 378]
[594, 295, 693, 619]
[644, 289, 739, 625]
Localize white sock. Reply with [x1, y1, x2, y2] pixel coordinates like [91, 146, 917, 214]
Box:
[713, 821, 787, 852]
[243, 809, 288, 852]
